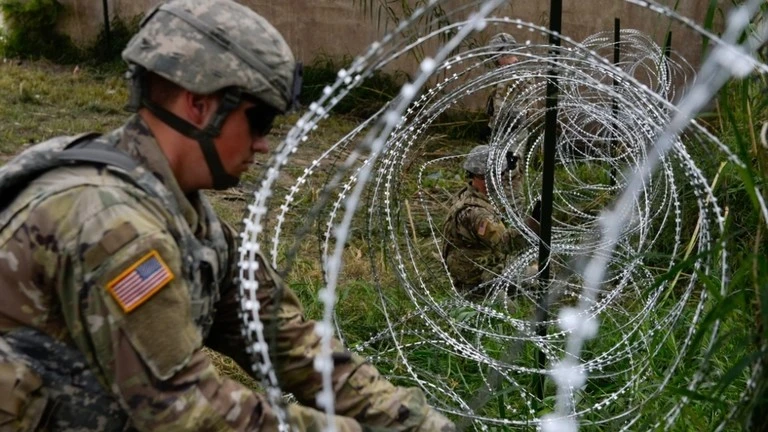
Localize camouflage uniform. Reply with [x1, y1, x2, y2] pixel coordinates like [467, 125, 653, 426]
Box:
[0, 116, 452, 431]
[441, 145, 527, 292]
[442, 185, 526, 292]
[486, 80, 529, 132]
[486, 33, 532, 154]
[0, 1, 454, 431]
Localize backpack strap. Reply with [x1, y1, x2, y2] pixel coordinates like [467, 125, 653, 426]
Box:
[59, 140, 139, 173]
[0, 134, 139, 213]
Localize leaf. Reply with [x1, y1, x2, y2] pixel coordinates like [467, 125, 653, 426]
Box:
[701, 0, 720, 55]
[715, 350, 767, 396]
[668, 385, 727, 407]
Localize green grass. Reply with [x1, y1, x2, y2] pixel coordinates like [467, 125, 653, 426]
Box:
[0, 61, 127, 155]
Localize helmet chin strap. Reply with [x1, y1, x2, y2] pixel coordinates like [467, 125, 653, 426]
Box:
[128, 68, 242, 190]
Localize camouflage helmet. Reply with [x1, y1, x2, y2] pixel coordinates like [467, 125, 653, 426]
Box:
[122, 0, 297, 113]
[463, 145, 508, 176]
[488, 32, 518, 51]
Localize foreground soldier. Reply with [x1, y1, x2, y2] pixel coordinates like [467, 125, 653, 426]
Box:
[442, 145, 538, 294]
[0, 1, 453, 431]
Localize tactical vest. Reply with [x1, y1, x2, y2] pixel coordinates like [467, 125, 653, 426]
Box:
[0, 133, 232, 430]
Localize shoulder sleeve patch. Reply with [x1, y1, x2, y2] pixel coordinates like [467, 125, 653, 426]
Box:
[478, 219, 489, 236]
[107, 250, 174, 313]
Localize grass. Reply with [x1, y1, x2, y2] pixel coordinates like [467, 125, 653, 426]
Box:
[0, 60, 765, 431]
[0, 61, 127, 156]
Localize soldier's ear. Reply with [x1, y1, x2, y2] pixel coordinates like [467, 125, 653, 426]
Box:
[183, 92, 217, 128]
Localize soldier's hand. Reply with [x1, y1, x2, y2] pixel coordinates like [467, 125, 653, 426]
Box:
[415, 408, 455, 432]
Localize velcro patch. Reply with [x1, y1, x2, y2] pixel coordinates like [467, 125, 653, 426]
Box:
[478, 220, 488, 236]
[107, 250, 174, 313]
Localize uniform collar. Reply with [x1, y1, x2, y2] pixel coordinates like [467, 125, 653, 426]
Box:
[112, 115, 200, 231]
[461, 183, 493, 206]
[465, 182, 489, 199]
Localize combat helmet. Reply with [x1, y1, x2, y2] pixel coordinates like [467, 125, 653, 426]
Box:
[122, 0, 302, 189]
[489, 32, 518, 51]
[463, 145, 508, 176]
[487, 32, 518, 64]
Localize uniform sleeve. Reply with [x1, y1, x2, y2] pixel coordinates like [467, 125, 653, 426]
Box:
[53, 187, 294, 431]
[457, 206, 524, 255]
[245, 250, 453, 431]
[488, 86, 502, 130]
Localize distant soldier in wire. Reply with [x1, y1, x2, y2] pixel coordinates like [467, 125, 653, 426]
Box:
[442, 145, 539, 296]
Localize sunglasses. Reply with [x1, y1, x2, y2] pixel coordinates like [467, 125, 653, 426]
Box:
[243, 101, 279, 138]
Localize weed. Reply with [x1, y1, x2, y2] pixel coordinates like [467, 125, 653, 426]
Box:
[0, 0, 81, 62]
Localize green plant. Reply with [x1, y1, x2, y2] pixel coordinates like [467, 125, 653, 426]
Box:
[85, 16, 142, 69]
[0, 0, 140, 67]
[0, 0, 80, 62]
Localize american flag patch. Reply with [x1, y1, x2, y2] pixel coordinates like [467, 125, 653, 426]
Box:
[107, 250, 174, 313]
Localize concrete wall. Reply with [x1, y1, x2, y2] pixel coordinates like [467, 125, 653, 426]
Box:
[57, 1, 729, 63]
[58, 0, 383, 59]
[55, 0, 728, 105]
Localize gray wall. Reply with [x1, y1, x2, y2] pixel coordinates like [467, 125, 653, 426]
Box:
[59, 1, 728, 61]
[56, 0, 728, 106]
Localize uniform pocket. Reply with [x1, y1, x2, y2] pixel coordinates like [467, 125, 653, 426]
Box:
[0, 356, 48, 432]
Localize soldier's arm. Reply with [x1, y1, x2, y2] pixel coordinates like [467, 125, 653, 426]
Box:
[255, 257, 454, 431]
[486, 89, 496, 118]
[459, 207, 524, 255]
[56, 186, 360, 432]
[205, 224, 453, 431]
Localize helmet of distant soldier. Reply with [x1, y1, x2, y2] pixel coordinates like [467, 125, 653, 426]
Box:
[488, 32, 518, 52]
[463, 145, 508, 176]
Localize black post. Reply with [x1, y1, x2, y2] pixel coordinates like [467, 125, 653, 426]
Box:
[610, 18, 621, 187]
[533, 0, 563, 402]
[102, 0, 111, 56]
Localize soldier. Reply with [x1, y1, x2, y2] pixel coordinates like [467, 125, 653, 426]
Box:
[0, 1, 454, 431]
[442, 145, 539, 295]
[485, 32, 532, 155]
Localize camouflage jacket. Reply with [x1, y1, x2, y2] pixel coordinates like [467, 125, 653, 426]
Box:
[0, 115, 453, 432]
[486, 73, 533, 132]
[442, 185, 526, 289]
